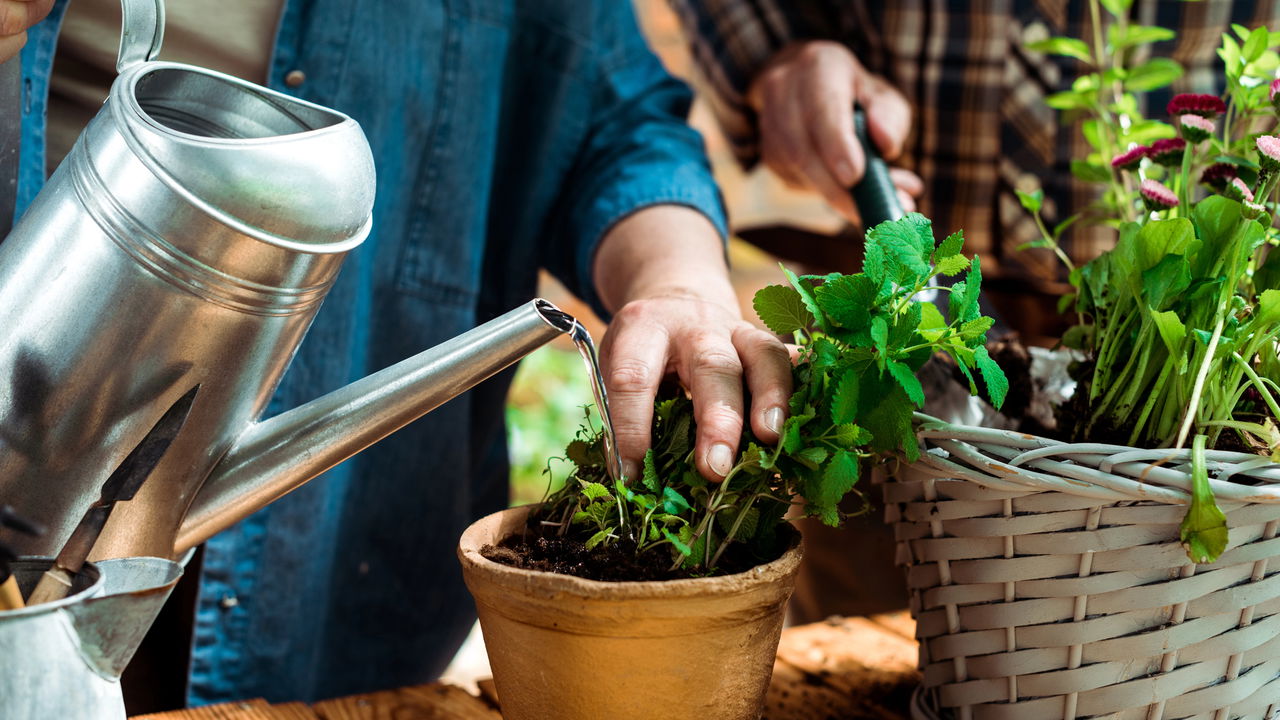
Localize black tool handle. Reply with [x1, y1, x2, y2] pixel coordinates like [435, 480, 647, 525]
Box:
[851, 108, 905, 229]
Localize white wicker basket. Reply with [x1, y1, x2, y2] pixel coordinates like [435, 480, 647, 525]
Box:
[889, 413, 1280, 720]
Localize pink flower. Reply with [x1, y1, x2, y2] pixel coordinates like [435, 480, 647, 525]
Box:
[1140, 178, 1179, 210]
[1178, 114, 1214, 143]
[1200, 163, 1238, 190]
[1226, 177, 1255, 203]
[1149, 138, 1187, 166]
[1258, 135, 1280, 171]
[1166, 93, 1226, 118]
[1271, 78, 1280, 102]
[1111, 146, 1148, 171]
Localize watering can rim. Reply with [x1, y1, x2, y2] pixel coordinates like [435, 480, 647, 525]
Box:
[0, 557, 103, 619]
[103, 60, 373, 256]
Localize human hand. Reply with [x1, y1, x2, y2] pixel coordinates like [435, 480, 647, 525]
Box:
[593, 206, 792, 483]
[749, 40, 921, 223]
[0, 0, 54, 63]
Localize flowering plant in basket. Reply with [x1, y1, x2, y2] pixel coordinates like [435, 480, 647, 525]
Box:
[1020, 11, 1280, 562]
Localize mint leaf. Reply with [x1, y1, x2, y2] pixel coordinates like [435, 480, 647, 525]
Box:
[950, 257, 983, 323]
[815, 274, 877, 330]
[579, 481, 612, 502]
[753, 284, 813, 335]
[865, 214, 933, 288]
[859, 373, 919, 461]
[934, 230, 966, 261]
[833, 423, 872, 448]
[662, 486, 691, 514]
[663, 527, 692, 556]
[887, 361, 925, 407]
[936, 254, 971, 276]
[641, 449, 660, 492]
[813, 449, 860, 526]
[871, 316, 890, 369]
[831, 370, 860, 424]
[585, 528, 614, 550]
[1180, 436, 1228, 563]
[974, 346, 1008, 409]
[782, 266, 828, 331]
[960, 316, 995, 343]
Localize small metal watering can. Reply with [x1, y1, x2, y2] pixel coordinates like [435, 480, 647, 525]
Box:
[0, 0, 579, 562]
[0, 556, 184, 720]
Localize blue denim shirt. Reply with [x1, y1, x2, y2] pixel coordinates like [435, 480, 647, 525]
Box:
[19, 0, 726, 704]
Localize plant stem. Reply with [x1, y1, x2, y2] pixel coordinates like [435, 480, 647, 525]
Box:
[1176, 313, 1226, 448]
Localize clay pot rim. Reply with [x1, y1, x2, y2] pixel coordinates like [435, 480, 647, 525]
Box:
[458, 504, 803, 600]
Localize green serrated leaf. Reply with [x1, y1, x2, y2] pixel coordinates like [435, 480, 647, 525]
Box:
[887, 361, 925, 407]
[579, 481, 612, 502]
[950, 257, 983, 324]
[936, 254, 971, 276]
[815, 274, 877, 330]
[586, 528, 614, 550]
[833, 423, 872, 448]
[960, 316, 995, 343]
[973, 346, 1008, 409]
[918, 302, 947, 341]
[864, 214, 934, 288]
[641, 449, 660, 492]
[934, 230, 965, 261]
[753, 284, 813, 335]
[812, 449, 860, 527]
[830, 369, 861, 425]
[662, 486, 691, 515]
[870, 315, 890, 369]
[663, 527, 692, 556]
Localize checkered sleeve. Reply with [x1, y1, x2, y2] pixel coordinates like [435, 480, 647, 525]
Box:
[666, 0, 849, 167]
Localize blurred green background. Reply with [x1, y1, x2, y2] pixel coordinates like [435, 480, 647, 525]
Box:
[505, 346, 594, 505]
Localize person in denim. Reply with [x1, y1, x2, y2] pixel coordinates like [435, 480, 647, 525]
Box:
[6, 0, 793, 704]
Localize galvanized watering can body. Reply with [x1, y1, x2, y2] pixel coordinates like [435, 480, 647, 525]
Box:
[0, 557, 184, 720]
[0, 0, 572, 562]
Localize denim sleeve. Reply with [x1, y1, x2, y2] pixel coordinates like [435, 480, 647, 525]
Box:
[541, 2, 728, 321]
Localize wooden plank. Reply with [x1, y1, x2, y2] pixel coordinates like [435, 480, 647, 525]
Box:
[868, 611, 916, 641]
[310, 683, 501, 720]
[132, 699, 318, 720]
[764, 617, 919, 720]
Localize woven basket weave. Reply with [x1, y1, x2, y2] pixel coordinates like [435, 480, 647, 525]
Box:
[889, 413, 1280, 720]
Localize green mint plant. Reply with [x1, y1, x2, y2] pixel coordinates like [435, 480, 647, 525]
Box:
[533, 214, 1006, 575]
[1022, 3, 1280, 563]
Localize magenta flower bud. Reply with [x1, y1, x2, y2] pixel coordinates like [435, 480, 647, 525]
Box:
[1110, 146, 1148, 171]
[1149, 138, 1187, 166]
[1225, 177, 1255, 203]
[1178, 114, 1214, 143]
[1140, 178, 1179, 211]
[1166, 93, 1227, 118]
[1200, 162, 1238, 191]
[1271, 78, 1280, 103]
[1258, 135, 1280, 172]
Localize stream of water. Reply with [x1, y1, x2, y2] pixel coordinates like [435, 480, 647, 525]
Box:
[533, 301, 624, 484]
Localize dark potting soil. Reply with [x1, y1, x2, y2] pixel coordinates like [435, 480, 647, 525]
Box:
[481, 528, 782, 582]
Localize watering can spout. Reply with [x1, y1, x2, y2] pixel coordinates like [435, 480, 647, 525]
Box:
[174, 299, 576, 554]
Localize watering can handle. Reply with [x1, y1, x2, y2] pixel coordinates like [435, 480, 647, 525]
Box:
[116, 0, 165, 73]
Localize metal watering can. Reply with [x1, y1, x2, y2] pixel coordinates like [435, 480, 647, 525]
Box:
[0, 556, 184, 719]
[0, 0, 580, 564]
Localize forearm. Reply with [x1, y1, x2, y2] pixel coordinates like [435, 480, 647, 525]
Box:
[592, 204, 738, 315]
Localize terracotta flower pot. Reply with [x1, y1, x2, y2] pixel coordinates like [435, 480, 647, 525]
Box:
[457, 505, 803, 720]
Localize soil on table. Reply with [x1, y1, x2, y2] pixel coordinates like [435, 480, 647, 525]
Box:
[481, 526, 785, 582]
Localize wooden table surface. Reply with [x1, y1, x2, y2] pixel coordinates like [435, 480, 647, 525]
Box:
[133, 613, 920, 720]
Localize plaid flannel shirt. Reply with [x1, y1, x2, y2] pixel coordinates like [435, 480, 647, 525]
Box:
[669, 0, 1280, 287]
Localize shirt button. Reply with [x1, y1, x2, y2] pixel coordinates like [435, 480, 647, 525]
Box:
[284, 70, 306, 87]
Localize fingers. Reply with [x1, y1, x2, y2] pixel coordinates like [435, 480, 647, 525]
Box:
[732, 326, 792, 444]
[677, 331, 746, 482]
[891, 167, 923, 212]
[0, 31, 23, 64]
[598, 306, 670, 484]
[855, 71, 912, 161]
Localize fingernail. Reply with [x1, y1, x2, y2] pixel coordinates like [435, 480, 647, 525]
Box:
[621, 460, 638, 483]
[707, 443, 734, 477]
[765, 407, 785, 435]
[835, 159, 856, 187]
